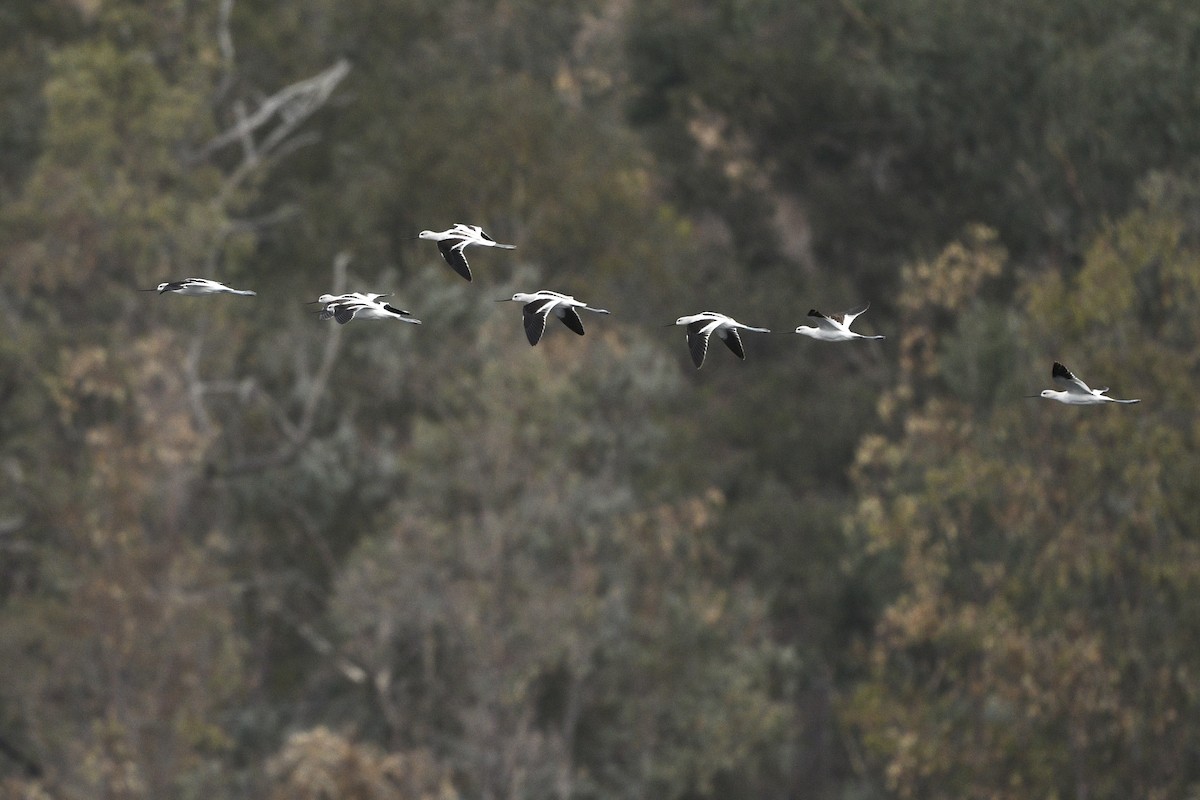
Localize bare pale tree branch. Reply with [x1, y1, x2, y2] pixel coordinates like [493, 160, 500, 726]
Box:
[214, 0, 237, 102]
[184, 333, 215, 437]
[216, 252, 350, 476]
[195, 58, 350, 165]
[275, 607, 369, 685]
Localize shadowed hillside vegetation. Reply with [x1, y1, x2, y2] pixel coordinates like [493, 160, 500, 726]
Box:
[2, 1, 1199, 797]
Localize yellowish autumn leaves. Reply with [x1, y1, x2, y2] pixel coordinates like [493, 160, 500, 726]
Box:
[846, 178, 1200, 799]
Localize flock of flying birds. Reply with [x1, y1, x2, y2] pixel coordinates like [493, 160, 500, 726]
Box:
[141, 222, 1141, 404]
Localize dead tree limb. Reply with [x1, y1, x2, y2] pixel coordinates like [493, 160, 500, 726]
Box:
[215, 252, 350, 477]
[214, 0, 237, 102]
[195, 58, 350, 166]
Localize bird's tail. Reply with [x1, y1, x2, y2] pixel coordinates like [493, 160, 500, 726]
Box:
[1111, 398, 1141, 404]
[233, 289, 257, 296]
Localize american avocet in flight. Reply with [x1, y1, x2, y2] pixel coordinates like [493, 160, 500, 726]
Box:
[305, 292, 388, 308]
[497, 290, 610, 345]
[417, 224, 515, 282]
[793, 302, 884, 341]
[671, 312, 770, 369]
[304, 292, 387, 320]
[140, 278, 256, 296]
[1032, 361, 1140, 405]
[313, 293, 421, 325]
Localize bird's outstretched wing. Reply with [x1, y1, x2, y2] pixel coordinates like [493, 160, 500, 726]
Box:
[522, 302, 551, 345]
[720, 328, 745, 359]
[686, 321, 712, 368]
[557, 306, 586, 336]
[437, 239, 473, 281]
[807, 309, 841, 332]
[1052, 362, 1092, 395]
[332, 304, 360, 325]
[841, 302, 870, 327]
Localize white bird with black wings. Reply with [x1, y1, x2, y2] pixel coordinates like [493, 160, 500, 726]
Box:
[500, 290, 610, 345]
[672, 312, 771, 369]
[1034, 361, 1140, 405]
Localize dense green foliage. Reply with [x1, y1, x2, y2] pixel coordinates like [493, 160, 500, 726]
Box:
[2, 1, 1199, 797]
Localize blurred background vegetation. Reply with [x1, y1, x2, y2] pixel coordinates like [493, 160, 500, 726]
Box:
[2, 0, 1199, 797]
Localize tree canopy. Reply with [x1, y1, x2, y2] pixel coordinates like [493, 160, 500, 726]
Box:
[2, 1, 1199, 798]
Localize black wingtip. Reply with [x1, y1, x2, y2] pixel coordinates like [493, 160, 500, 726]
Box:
[1052, 361, 1072, 379]
[522, 310, 546, 346]
[437, 240, 473, 281]
[687, 334, 708, 369]
[559, 307, 586, 336]
[721, 329, 746, 360]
